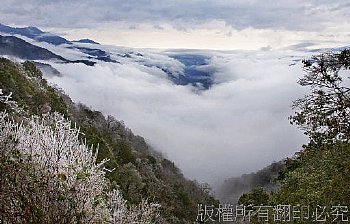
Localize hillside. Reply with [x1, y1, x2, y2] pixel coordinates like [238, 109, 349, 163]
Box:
[269, 49, 350, 208]
[0, 58, 218, 223]
[236, 49, 350, 223]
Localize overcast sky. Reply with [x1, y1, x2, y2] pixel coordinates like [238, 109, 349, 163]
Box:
[1, 0, 350, 49]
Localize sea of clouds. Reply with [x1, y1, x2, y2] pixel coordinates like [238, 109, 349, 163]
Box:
[44, 47, 309, 189]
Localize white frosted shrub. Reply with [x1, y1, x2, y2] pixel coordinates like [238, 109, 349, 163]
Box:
[0, 91, 159, 223]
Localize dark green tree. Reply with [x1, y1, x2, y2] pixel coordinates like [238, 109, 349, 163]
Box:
[270, 49, 350, 207]
[238, 188, 270, 206]
[290, 49, 350, 143]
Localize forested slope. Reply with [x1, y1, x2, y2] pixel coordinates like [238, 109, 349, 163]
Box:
[238, 49, 350, 223]
[0, 58, 218, 223]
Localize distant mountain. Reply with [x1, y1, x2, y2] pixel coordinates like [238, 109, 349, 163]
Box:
[0, 24, 215, 88]
[168, 54, 214, 89]
[0, 23, 231, 89]
[33, 62, 62, 77]
[0, 24, 115, 63]
[0, 35, 66, 61]
[0, 35, 96, 66]
[217, 161, 284, 204]
[72, 38, 100, 44]
[0, 23, 71, 45]
[67, 46, 118, 63]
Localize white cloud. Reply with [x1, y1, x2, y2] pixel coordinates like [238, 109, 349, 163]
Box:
[45, 48, 309, 188]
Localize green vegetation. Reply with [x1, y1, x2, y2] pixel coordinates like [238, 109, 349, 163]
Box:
[238, 188, 270, 206]
[0, 58, 67, 116]
[271, 142, 350, 206]
[238, 49, 350, 223]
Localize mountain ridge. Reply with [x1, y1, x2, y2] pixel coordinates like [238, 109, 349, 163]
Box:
[0, 23, 216, 89]
[0, 35, 97, 66]
[72, 38, 100, 44]
[0, 23, 71, 45]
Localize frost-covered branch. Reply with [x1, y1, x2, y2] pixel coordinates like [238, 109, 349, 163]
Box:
[0, 111, 159, 223]
[0, 89, 24, 114]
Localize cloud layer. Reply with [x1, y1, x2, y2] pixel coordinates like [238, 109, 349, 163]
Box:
[1, 0, 349, 31]
[1, 1, 349, 50]
[45, 48, 309, 187]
